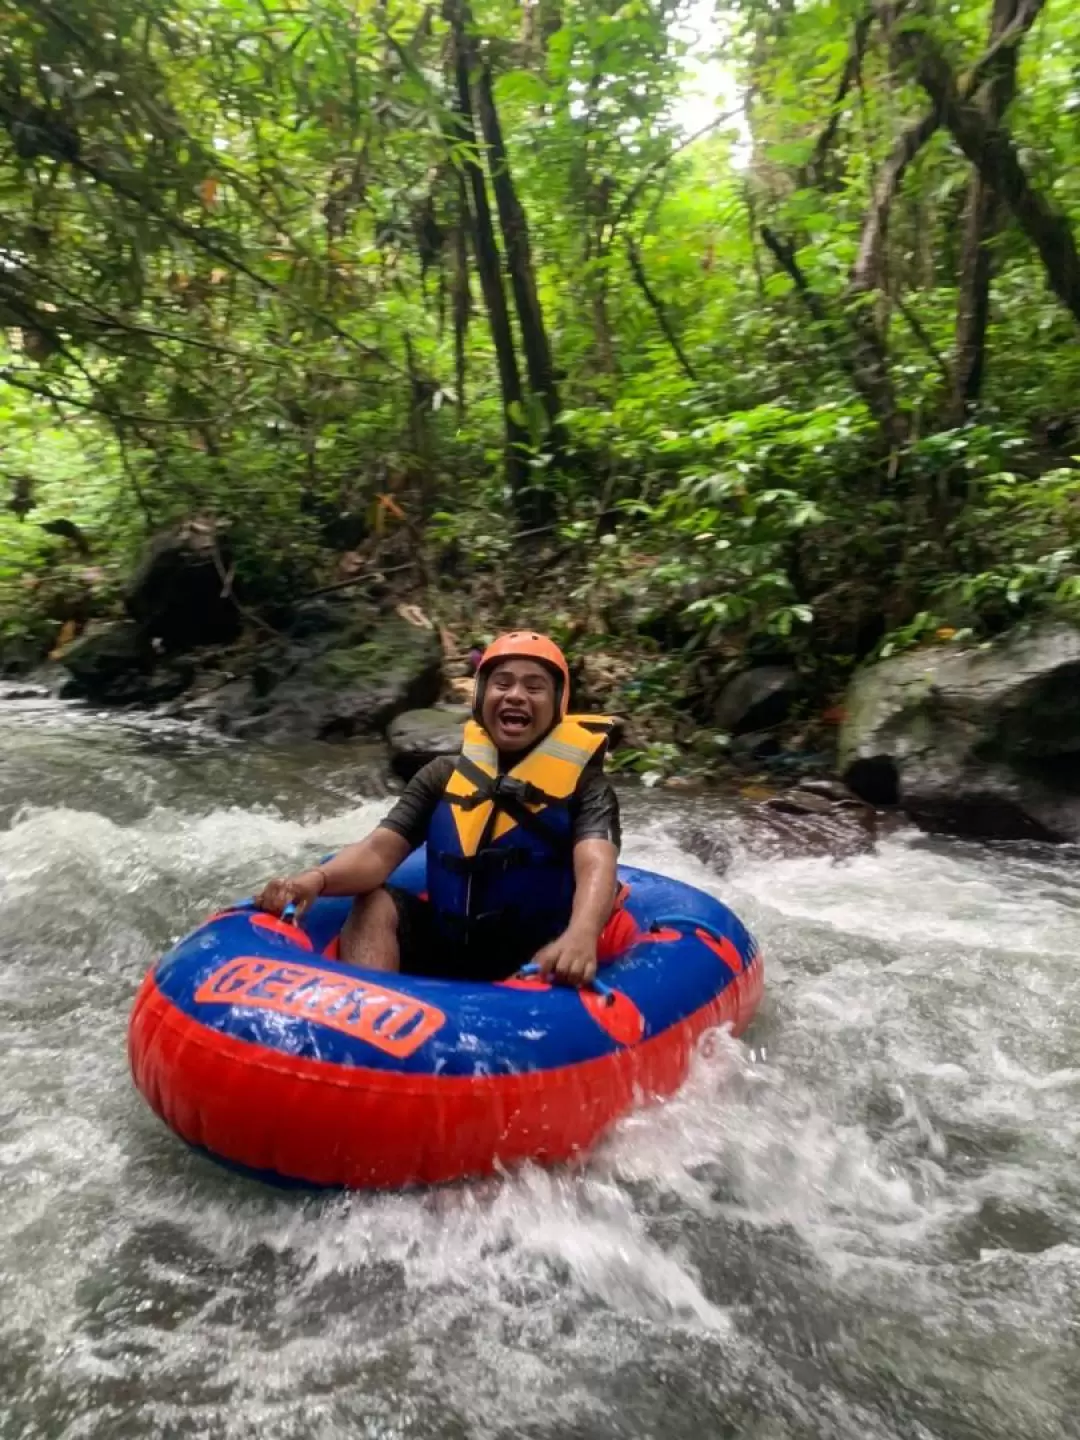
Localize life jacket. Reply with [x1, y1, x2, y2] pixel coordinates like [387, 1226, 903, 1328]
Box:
[426, 714, 614, 951]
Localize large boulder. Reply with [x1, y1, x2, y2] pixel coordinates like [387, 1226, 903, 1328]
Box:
[680, 780, 878, 874]
[714, 666, 799, 734]
[213, 610, 443, 742]
[839, 622, 1080, 841]
[387, 705, 470, 778]
[125, 520, 241, 652]
[0, 631, 49, 677]
[59, 621, 193, 704]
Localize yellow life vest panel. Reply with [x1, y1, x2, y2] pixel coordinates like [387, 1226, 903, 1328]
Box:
[443, 715, 614, 857]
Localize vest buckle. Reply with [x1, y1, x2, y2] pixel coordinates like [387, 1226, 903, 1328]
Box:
[491, 774, 552, 807]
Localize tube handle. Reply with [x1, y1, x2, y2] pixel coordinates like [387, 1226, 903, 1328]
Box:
[516, 961, 615, 1006]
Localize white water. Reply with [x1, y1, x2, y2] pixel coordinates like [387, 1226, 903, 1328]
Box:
[2, 695, 1078, 1439]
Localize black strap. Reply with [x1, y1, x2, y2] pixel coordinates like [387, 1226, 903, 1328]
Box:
[446, 755, 570, 850]
[448, 755, 564, 811]
[438, 846, 543, 876]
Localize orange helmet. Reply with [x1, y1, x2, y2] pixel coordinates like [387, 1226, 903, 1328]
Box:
[473, 631, 570, 719]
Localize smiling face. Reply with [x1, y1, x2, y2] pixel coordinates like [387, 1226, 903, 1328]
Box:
[480, 658, 558, 753]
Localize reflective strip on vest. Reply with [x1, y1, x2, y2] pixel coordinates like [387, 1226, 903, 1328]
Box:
[538, 737, 594, 765]
[462, 739, 497, 768]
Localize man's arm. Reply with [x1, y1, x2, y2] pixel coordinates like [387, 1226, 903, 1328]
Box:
[254, 829, 412, 917]
[533, 837, 619, 986]
[253, 757, 452, 916]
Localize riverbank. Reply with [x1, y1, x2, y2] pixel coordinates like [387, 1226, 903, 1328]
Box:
[5, 525, 1080, 844]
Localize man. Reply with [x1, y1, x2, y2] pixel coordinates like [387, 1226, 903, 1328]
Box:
[254, 632, 622, 987]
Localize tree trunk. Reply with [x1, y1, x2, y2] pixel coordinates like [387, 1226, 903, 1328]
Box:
[452, 171, 471, 421]
[584, 176, 617, 377]
[403, 332, 435, 514]
[850, 110, 941, 297]
[591, 287, 617, 376]
[896, 16, 1080, 331]
[446, 9, 537, 525]
[949, 0, 1024, 421]
[467, 18, 568, 473]
[805, 13, 873, 189]
[762, 226, 906, 456]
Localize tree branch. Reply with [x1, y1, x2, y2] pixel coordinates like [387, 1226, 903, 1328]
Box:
[949, 0, 1037, 420]
[807, 13, 874, 186]
[761, 226, 905, 451]
[0, 367, 218, 425]
[960, 0, 1047, 92]
[760, 228, 837, 334]
[896, 21, 1080, 328]
[894, 294, 952, 384]
[851, 0, 1046, 297]
[625, 238, 698, 381]
[13, 127, 399, 372]
[850, 110, 940, 294]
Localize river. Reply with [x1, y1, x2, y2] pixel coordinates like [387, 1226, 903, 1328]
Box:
[1, 689, 1078, 1440]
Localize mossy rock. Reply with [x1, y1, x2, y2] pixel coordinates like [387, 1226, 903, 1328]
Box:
[840, 621, 1080, 840]
[215, 614, 444, 741]
[387, 705, 470, 777]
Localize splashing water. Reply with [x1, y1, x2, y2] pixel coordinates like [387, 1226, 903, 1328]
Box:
[1, 691, 1078, 1439]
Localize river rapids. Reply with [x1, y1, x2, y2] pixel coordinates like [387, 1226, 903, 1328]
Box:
[1, 689, 1078, 1439]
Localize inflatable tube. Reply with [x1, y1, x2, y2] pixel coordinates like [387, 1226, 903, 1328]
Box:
[129, 850, 763, 1189]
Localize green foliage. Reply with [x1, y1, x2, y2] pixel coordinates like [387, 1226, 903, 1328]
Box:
[1, 0, 1079, 715]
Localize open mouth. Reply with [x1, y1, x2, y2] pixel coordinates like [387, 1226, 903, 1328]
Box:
[497, 709, 531, 734]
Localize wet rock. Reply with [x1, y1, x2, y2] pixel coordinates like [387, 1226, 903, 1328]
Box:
[59, 621, 149, 699]
[950, 1196, 1074, 1260]
[679, 782, 877, 874]
[125, 520, 241, 653]
[840, 622, 1080, 841]
[0, 631, 50, 677]
[0, 682, 51, 701]
[791, 776, 866, 806]
[752, 796, 876, 860]
[765, 788, 837, 817]
[284, 598, 342, 641]
[59, 621, 194, 705]
[213, 610, 443, 742]
[387, 706, 470, 778]
[728, 729, 782, 762]
[715, 666, 799, 734]
[677, 821, 737, 875]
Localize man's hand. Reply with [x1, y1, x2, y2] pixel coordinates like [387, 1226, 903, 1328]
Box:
[532, 838, 618, 988]
[253, 869, 324, 919]
[533, 929, 598, 987]
[250, 832, 412, 920]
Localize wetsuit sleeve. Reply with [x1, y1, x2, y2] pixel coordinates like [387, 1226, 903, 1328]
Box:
[571, 761, 621, 851]
[378, 757, 455, 850]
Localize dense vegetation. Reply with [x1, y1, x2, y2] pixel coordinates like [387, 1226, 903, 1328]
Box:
[2, 0, 1079, 751]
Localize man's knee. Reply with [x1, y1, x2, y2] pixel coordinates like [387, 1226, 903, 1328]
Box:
[350, 887, 398, 930]
[342, 887, 400, 970]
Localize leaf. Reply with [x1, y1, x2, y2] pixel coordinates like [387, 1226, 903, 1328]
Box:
[495, 71, 550, 107]
[764, 140, 814, 167]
